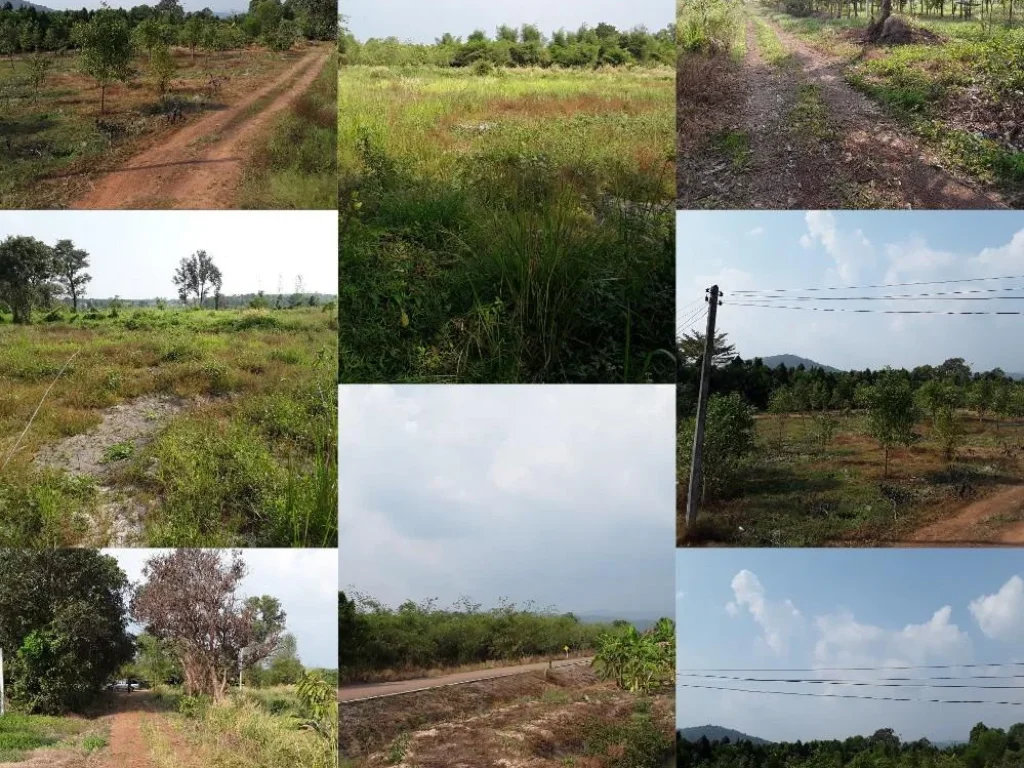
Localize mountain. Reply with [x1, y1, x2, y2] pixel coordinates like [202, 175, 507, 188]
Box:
[678, 725, 771, 745]
[4, 1, 55, 10]
[759, 354, 839, 372]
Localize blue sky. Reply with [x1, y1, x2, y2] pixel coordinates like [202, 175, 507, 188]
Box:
[338, 385, 676, 620]
[677, 211, 1024, 373]
[677, 549, 1024, 742]
[344, 0, 674, 43]
[0, 211, 336, 300]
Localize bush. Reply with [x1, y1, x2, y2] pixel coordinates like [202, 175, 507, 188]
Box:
[679, 392, 756, 501]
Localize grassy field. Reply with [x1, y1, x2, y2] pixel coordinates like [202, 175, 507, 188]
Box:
[238, 52, 338, 209]
[340, 666, 674, 767]
[0, 45, 311, 209]
[0, 713, 103, 764]
[339, 64, 675, 383]
[0, 305, 337, 548]
[763, 9, 1024, 199]
[680, 410, 1024, 546]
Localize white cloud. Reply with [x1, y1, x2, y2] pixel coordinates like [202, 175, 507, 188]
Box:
[969, 228, 1024, 273]
[800, 211, 874, 284]
[749, 226, 765, 237]
[725, 570, 803, 655]
[970, 575, 1024, 642]
[814, 606, 970, 669]
[884, 237, 957, 284]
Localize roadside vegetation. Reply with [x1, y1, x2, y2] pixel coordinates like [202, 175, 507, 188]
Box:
[0, 237, 338, 548]
[340, 603, 675, 768]
[238, 50, 337, 209]
[339, 20, 675, 383]
[0, 0, 335, 208]
[339, 592, 628, 683]
[0, 549, 338, 768]
[678, 335, 1024, 546]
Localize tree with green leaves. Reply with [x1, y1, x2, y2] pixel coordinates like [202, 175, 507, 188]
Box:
[149, 42, 176, 99]
[679, 392, 755, 501]
[134, 632, 184, 685]
[73, 11, 134, 114]
[0, 551, 134, 714]
[932, 405, 965, 463]
[51, 238, 91, 312]
[181, 14, 206, 61]
[866, 372, 920, 478]
[0, 235, 54, 324]
[172, 249, 223, 307]
[678, 330, 736, 367]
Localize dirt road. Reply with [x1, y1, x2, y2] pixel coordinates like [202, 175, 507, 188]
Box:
[73, 47, 330, 210]
[338, 657, 595, 703]
[679, 15, 1005, 209]
[905, 485, 1024, 546]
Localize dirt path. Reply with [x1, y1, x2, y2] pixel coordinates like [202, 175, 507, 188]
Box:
[905, 485, 1024, 546]
[338, 657, 595, 703]
[679, 15, 1005, 209]
[73, 47, 329, 210]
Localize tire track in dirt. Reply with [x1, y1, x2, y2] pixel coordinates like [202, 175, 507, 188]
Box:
[903, 485, 1024, 546]
[768, 19, 1005, 209]
[679, 15, 1005, 208]
[73, 47, 330, 210]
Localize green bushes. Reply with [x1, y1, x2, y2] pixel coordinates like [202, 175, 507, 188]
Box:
[678, 392, 756, 501]
[679, 0, 741, 55]
[339, 593, 621, 681]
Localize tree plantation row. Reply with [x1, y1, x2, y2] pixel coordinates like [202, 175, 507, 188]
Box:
[678, 723, 1024, 768]
[338, 19, 676, 69]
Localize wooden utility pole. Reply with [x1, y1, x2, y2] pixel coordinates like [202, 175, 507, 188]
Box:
[1, 646, 5, 716]
[685, 285, 720, 531]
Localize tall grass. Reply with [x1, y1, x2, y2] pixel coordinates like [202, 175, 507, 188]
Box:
[339, 65, 675, 383]
[679, 0, 742, 54]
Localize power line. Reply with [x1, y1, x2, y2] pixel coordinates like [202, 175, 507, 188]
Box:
[736, 294, 1024, 302]
[681, 672, 1024, 682]
[678, 662, 1024, 673]
[678, 306, 708, 332]
[731, 275, 1024, 293]
[729, 303, 1024, 316]
[677, 682, 1024, 706]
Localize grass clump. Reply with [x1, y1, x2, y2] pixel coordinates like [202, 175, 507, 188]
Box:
[0, 713, 90, 763]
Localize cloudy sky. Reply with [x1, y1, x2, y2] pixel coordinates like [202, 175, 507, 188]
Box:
[338, 385, 675, 620]
[108, 549, 338, 669]
[345, 0, 673, 43]
[677, 549, 1024, 742]
[677, 211, 1024, 373]
[0, 211, 336, 300]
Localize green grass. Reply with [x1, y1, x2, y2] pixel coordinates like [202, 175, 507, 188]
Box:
[0, 305, 338, 547]
[711, 130, 752, 169]
[238, 52, 337, 209]
[754, 16, 791, 66]
[0, 713, 91, 763]
[339, 65, 675, 383]
[789, 83, 835, 141]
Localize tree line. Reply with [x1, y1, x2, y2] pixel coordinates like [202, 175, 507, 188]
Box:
[0, 550, 332, 714]
[338, 591, 640, 683]
[678, 723, 1024, 768]
[338, 20, 676, 69]
[769, 0, 1020, 22]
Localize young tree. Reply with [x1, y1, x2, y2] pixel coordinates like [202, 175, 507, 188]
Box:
[969, 378, 996, 424]
[132, 550, 284, 700]
[933, 405, 965, 463]
[866, 373, 920, 478]
[263, 633, 304, 685]
[679, 392, 756, 501]
[172, 249, 223, 307]
[132, 16, 165, 61]
[26, 51, 53, 100]
[149, 43, 176, 99]
[73, 11, 134, 114]
[181, 15, 206, 62]
[51, 238, 91, 312]
[0, 551, 134, 714]
[0, 235, 54, 324]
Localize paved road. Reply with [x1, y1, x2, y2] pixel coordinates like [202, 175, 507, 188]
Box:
[338, 657, 595, 703]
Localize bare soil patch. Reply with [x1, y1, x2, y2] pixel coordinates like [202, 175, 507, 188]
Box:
[905, 484, 1024, 545]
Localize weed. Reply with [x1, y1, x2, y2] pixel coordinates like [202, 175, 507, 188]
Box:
[101, 440, 135, 463]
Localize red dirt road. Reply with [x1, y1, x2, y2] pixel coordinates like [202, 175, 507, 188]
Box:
[73, 47, 330, 210]
[906, 485, 1024, 546]
[337, 657, 595, 703]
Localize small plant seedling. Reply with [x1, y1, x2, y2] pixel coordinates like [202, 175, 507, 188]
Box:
[102, 441, 135, 463]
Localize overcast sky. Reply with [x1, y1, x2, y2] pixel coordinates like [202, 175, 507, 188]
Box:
[344, 0, 674, 43]
[677, 549, 1024, 743]
[338, 385, 675, 620]
[0, 211, 336, 300]
[108, 549, 338, 669]
[677, 211, 1024, 373]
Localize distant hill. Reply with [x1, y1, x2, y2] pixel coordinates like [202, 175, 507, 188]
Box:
[679, 725, 771, 745]
[4, 0, 54, 10]
[760, 354, 839, 372]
